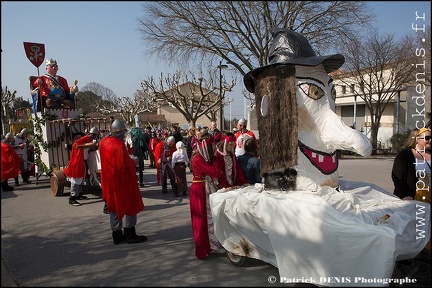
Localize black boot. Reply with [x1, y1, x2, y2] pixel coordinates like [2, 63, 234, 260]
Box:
[170, 179, 178, 197]
[103, 202, 109, 214]
[22, 172, 32, 184]
[162, 180, 168, 194]
[123, 227, 147, 244]
[112, 229, 125, 245]
[1, 181, 14, 192]
[14, 177, 19, 186]
[139, 172, 144, 187]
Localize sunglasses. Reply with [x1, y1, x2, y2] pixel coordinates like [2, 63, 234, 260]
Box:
[49, 65, 58, 68]
[419, 135, 431, 141]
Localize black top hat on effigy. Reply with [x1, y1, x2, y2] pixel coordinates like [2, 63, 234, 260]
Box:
[243, 28, 345, 93]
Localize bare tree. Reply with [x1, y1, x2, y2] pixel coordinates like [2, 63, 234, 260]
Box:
[79, 82, 160, 126]
[112, 90, 161, 127]
[137, 1, 373, 77]
[337, 31, 419, 152]
[75, 90, 102, 115]
[141, 71, 235, 128]
[1, 86, 17, 134]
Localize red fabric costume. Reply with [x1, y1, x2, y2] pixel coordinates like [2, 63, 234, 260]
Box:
[153, 140, 176, 185]
[189, 153, 223, 260]
[1, 142, 21, 181]
[63, 135, 93, 178]
[149, 137, 160, 154]
[235, 130, 258, 149]
[215, 151, 248, 189]
[99, 135, 144, 220]
[33, 74, 71, 104]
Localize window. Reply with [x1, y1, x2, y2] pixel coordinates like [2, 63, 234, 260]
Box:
[350, 84, 355, 93]
[341, 85, 347, 94]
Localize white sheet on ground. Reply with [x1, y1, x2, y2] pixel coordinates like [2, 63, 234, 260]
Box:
[210, 180, 430, 287]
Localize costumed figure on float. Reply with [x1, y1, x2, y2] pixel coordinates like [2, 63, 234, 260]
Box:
[209, 28, 430, 287]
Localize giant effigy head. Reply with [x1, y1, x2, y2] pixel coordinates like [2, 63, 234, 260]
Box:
[244, 28, 372, 191]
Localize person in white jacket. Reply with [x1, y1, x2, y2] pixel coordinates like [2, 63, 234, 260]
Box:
[171, 141, 190, 196]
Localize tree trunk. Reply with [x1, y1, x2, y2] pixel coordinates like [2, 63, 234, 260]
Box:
[370, 121, 380, 155]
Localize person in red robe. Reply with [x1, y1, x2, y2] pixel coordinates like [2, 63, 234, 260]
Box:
[34, 58, 75, 109]
[1, 133, 21, 192]
[63, 128, 99, 206]
[215, 133, 249, 190]
[153, 136, 177, 194]
[189, 129, 224, 259]
[99, 119, 147, 245]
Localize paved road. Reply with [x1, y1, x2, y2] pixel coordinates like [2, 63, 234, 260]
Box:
[1, 157, 423, 287]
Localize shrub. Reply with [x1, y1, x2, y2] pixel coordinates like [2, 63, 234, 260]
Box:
[390, 130, 411, 153]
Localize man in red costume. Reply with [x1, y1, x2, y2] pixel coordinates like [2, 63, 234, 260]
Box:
[1, 133, 21, 192]
[234, 118, 258, 157]
[63, 127, 100, 206]
[189, 129, 224, 259]
[34, 58, 75, 109]
[153, 136, 177, 194]
[99, 119, 147, 245]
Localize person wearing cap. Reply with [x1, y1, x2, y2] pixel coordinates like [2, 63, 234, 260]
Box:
[392, 127, 431, 202]
[99, 119, 147, 244]
[12, 128, 32, 185]
[234, 118, 258, 158]
[171, 141, 190, 197]
[189, 128, 224, 259]
[215, 132, 249, 190]
[34, 58, 75, 109]
[153, 135, 177, 195]
[63, 127, 100, 206]
[1, 132, 21, 192]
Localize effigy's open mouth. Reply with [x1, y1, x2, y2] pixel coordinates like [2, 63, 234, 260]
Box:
[298, 141, 338, 175]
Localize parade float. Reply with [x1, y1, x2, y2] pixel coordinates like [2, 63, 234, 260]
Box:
[24, 42, 110, 196]
[209, 29, 430, 287]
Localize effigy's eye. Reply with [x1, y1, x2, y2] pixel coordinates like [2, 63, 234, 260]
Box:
[298, 83, 325, 100]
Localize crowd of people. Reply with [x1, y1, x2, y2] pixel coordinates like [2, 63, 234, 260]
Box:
[2, 118, 430, 258]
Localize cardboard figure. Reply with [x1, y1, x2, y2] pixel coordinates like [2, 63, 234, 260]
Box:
[244, 28, 372, 191]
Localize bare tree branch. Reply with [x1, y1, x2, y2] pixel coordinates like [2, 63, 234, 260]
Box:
[141, 71, 236, 127]
[137, 1, 373, 76]
[336, 30, 421, 151]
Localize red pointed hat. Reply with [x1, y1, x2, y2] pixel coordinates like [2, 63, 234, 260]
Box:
[243, 28, 345, 93]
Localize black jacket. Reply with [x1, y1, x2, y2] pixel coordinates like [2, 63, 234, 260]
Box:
[391, 148, 417, 199]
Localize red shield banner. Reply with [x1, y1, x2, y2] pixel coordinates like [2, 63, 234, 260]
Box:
[23, 42, 45, 68]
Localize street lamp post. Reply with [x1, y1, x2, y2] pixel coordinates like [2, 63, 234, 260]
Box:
[217, 60, 228, 131]
[227, 97, 234, 131]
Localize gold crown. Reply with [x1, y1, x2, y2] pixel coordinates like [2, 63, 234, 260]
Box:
[46, 58, 57, 66]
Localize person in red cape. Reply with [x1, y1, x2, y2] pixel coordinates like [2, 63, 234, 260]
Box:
[34, 58, 75, 109]
[153, 136, 177, 194]
[63, 128, 99, 206]
[215, 132, 249, 190]
[99, 119, 147, 245]
[1, 133, 21, 192]
[189, 129, 224, 260]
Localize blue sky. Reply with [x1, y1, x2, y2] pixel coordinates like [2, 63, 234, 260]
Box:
[1, 1, 430, 120]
